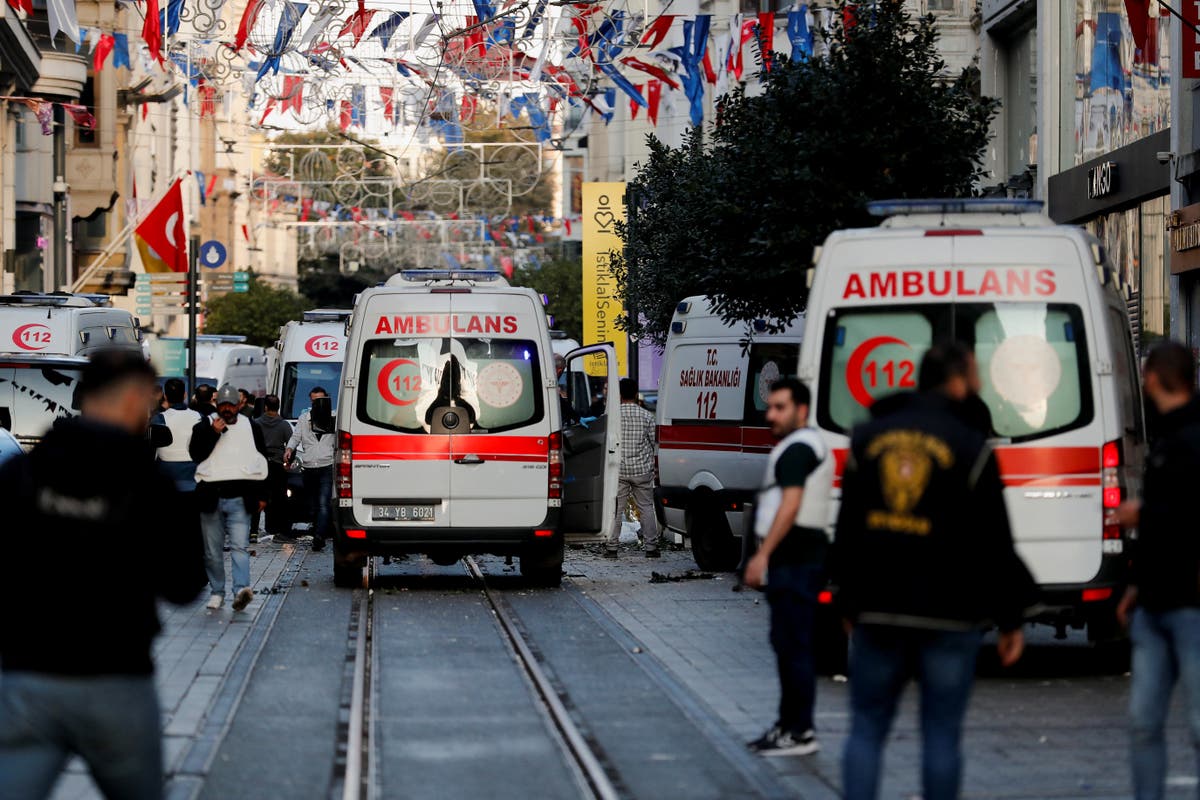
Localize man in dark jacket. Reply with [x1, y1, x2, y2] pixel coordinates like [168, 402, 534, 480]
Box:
[254, 394, 294, 540]
[191, 383, 217, 417]
[191, 383, 269, 612]
[830, 342, 1035, 800]
[1117, 341, 1200, 800]
[0, 351, 206, 799]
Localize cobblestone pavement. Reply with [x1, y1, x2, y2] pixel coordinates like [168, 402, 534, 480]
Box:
[566, 539, 1197, 799]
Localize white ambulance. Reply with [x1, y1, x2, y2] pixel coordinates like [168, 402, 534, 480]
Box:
[155, 335, 269, 397]
[333, 270, 620, 586]
[0, 293, 141, 447]
[656, 297, 805, 570]
[802, 199, 1143, 641]
[269, 309, 351, 421]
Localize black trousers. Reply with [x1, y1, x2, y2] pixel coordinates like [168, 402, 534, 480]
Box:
[253, 461, 290, 536]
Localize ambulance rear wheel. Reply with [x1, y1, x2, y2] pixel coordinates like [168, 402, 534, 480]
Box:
[333, 542, 365, 588]
[521, 537, 564, 587]
[689, 502, 739, 572]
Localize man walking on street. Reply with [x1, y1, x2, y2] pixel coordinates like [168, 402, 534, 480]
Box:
[0, 351, 206, 800]
[743, 378, 834, 757]
[605, 378, 660, 558]
[191, 383, 269, 612]
[1117, 341, 1200, 800]
[255, 395, 293, 541]
[285, 386, 335, 552]
[154, 378, 202, 493]
[831, 343, 1035, 800]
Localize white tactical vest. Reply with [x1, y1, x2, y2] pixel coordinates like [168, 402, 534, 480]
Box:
[158, 407, 201, 463]
[755, 427, 835, 540]
[194, 415, 269, 484]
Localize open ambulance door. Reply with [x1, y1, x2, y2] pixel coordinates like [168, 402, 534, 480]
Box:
[559, 343, 620, 543]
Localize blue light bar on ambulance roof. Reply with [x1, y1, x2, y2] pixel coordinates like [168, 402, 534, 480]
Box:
[400, 269, 504, 282]
[867, 199, 1045, 217]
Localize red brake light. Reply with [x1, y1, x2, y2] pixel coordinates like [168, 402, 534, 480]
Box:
[1082, 587, 1113, 603]
[346, 528, 366, 539]
[534, 528, 554, 538]
[548, 432, 563, 502]
[336, 430, 353, 499]
[924, 229, 983, 237]
[818, 590, 833, 605]
[1102, 441, 1120, 469]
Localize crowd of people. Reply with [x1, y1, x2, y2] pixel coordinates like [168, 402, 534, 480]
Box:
[4, 340, 1200, 800]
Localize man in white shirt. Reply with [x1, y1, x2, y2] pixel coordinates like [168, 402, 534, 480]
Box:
[285, 387, 336, 552]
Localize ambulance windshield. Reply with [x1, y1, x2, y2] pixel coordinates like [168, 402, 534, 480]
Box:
[817, 302, 1093, 442]
[282, 362, 343, 419]
[358, 337, 543, 434]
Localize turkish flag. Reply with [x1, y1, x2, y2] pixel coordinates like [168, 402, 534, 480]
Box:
[135, 178, 186, 273]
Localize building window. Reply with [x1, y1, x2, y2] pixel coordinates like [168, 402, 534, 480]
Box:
[1004, 24, 1037, 176]
[73, 209, 107, 250]
[76, 75, 97, 147]
[927, 0, 956, 11]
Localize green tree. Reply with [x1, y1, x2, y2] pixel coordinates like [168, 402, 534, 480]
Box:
[613, 0, 999, 345]
[511, 257, 583, 341]
[204, 274, 307, 347]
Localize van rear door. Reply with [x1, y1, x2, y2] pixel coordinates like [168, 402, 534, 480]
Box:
[560, 344, 620, 542]
[445, 292, 554, 529]
[351, 308, 453, 529]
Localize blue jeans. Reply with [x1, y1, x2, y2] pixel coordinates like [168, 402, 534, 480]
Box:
[0, 671, 162, 800]
[1130, 607, 1200, 800]
[201, 497, 250, 597]
[303, 465, 333, 540]
[765, 562, 823, 734]
[843, 625, 983, 800]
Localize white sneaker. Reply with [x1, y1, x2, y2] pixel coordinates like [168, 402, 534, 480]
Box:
[206, 594, 224, 610]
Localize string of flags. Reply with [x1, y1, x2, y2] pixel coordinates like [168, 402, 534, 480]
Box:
[7, 0, 826, 137]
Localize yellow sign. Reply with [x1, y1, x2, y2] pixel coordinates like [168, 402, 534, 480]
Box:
[581, 182, 628, 377]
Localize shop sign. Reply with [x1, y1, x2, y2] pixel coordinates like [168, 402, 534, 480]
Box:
[1168, 203, 1200, 273]
[1087, 162, 1117, 199]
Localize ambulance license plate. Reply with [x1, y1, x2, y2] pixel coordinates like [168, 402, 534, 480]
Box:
[372, 505, 436, 522]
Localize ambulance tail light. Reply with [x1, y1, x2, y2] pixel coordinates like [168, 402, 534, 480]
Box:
[924, 229, 983, 237]
[1102, 440, 1123, 542]
[548, 432, 563, 504]
[337, 431, 353, 499]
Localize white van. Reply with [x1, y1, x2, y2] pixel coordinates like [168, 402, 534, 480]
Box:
[156, 335, 269, 396]
[0, 293, 141, 448]
[333, 270, 620, 586]
[801, 199, 1143, 641]
[656, 297, 805, 570]
[269, 310, 351, 421]
[0, 292, 142, 357]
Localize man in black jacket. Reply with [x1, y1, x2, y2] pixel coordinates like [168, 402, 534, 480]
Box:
[1117, 341, 1200, 800]
[830, 343, 1035, 800]
[0, 351, 206, 799]
[191, 383, 269, 612]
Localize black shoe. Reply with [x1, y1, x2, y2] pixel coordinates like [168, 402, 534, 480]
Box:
[748, 726, 819, 757]
[249, 532, 258, 544]
[645, 549, 661, 559]
[311, 536, 326, 552]
[603, 549, 618, 559]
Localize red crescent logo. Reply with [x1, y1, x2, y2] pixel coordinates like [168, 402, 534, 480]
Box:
[377, 358, 421, 406]
[304, 335, 339, 359]
[12, 323, 51, 351]
[845, 336, 909, 407]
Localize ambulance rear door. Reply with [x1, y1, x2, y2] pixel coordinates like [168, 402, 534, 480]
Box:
[350, 295, 453, 530]
[445, 291, 556, 530]
[559, 343, 620, 542]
